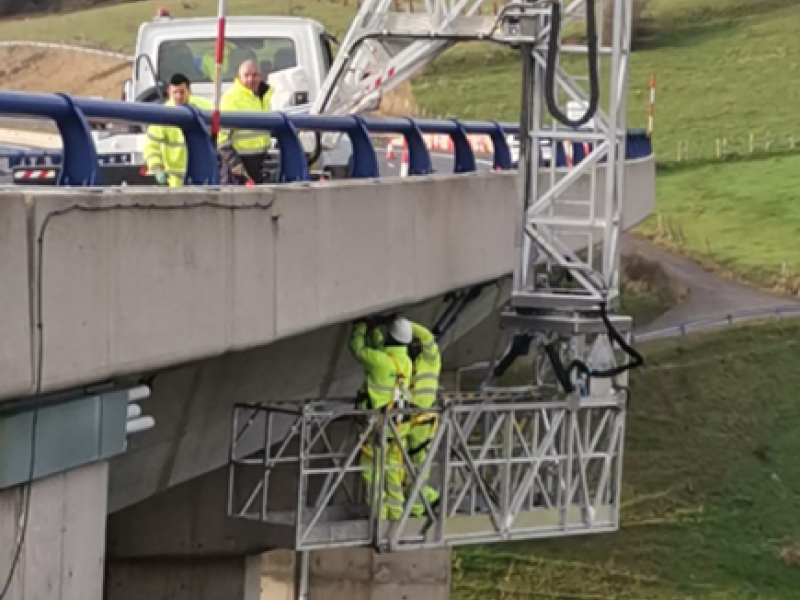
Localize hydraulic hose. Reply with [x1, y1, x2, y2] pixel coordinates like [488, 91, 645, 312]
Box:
[547, 302, 644, 394]
[544, 0, 600, 128]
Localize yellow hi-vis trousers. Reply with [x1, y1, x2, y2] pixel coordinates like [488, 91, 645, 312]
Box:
[360, 437, 406, 520]
[406, 413, 440, 517]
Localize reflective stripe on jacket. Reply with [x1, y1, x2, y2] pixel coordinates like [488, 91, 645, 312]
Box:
[144, 95, 213, 187]
[410, 322, 441, 409]
[218, 78, 274, 155]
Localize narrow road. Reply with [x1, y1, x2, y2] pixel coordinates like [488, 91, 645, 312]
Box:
[621, 234, 799, 334]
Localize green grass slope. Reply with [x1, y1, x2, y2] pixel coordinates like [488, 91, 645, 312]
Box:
[0, 0, 359, 49]
[640, 155, 800, 294]
[455, 320, 800, 600]
[415, 0, 800, 160]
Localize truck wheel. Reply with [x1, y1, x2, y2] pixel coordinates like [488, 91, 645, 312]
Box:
[328, 165, 351, 180]
[328, 155, 354, 180]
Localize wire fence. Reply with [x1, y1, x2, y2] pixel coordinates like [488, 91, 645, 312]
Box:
[673, 131, 800, 163]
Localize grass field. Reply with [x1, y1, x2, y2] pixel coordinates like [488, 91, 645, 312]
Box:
[414, 0, 800, 160]
[454, 319, 800, 600]
[639, 154, 800, 294]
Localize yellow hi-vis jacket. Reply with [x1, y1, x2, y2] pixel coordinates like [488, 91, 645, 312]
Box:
[144, 95, 213, 187]
[409, 323, 441, 410]
[218, 78, 274, 155]
[350, 322, 413, 415]
[201, 42, 237, 80]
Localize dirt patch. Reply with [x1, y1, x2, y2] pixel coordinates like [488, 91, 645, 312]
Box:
[623, 252, 687, 304]
[781, 541, 800, 566]
[0, 46, 129, 98]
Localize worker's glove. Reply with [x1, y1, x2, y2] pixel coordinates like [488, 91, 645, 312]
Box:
[153, 170, 167, 185]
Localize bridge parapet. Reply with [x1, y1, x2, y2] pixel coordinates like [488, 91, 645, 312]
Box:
[0, 91, 652, 185]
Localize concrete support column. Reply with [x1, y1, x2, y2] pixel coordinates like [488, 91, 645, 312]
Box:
[106, 556, 262, 600]
[0, 461, 109, 600]
[261, 548, 451, 600]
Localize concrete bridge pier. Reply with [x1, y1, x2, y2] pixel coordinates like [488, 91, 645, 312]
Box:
[0, 462, 109, 600]
[106, 466, 451, 600]
[261, 548, 451, 600]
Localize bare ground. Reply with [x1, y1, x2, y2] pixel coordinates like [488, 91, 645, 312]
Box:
[0, 46, 129, 98]
[0, 44, 420, 118]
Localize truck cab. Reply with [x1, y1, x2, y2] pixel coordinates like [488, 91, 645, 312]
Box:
[126, 11, 334, 105]
[97, 9, 352, 179]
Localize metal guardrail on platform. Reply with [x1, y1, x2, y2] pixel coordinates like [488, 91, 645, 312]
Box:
[0, 91, 653, 187]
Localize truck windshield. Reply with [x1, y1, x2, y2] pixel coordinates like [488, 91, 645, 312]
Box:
[157, 37, 298, 84]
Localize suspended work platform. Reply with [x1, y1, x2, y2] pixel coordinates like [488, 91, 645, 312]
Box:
[227, 386, 626, 552]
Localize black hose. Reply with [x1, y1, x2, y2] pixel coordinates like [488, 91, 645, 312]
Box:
[546, 302, 644, 394]
[493, 334, 534, 378]
[544, 0, 600, 128]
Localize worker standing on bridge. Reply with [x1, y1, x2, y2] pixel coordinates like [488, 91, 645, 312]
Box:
[406, 321, 442, 517]
[218, 60, 274, 185]
[144, 73, 212, 187]
[350, 318, 414, 521]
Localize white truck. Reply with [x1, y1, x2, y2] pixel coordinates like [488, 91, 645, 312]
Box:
[91, 8, 356, 181]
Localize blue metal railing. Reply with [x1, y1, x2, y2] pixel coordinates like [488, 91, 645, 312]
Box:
[0, 91, 653, 186]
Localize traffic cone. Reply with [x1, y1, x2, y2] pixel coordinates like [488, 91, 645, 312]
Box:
[400, 145, 409, 177]
[386, 141, 395, 160]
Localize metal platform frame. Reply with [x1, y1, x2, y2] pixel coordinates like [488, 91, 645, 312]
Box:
[228, 390, 626, 552]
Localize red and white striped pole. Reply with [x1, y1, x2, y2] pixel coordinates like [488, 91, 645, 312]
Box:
[647, 73, 656, 140]
[400, 139, 409, 177]
[210, 0, 228, 146]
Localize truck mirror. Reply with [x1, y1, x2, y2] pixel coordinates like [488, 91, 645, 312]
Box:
[122, 79, 133, 102]
[361, 94, 380, 113]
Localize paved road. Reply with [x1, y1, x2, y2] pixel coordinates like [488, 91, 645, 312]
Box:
[621, 234, 799, 333]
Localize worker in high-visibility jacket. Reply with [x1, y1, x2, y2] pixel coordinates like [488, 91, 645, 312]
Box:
[218, 60, 274, 184]
[144, 73, 213, 187]
[350, 318, 414, 521]
[406, 321, 442, 517]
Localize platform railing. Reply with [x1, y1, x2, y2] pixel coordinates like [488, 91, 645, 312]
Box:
[228, 390, 625, 552]
[0, 91, 653, 187]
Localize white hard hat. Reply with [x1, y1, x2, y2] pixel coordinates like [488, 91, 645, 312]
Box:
[388, 318, 413, 345]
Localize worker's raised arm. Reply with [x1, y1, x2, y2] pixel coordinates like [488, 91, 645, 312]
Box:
[350, 322, 387, 369]
[411, 322, 440, 363]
